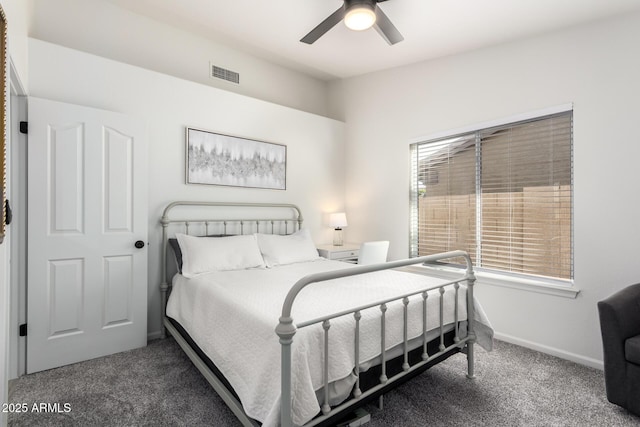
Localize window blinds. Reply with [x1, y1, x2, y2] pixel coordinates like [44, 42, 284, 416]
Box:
[410, 133, 478, 265]
[411, 111, 573, 281]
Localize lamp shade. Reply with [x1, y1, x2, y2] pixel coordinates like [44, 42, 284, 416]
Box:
[344, 2, 376, 31]
[329, 212, 348, 228]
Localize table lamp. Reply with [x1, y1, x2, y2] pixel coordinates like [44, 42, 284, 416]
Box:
[329, 212, 348, 246]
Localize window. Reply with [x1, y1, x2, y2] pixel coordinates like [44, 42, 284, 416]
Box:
[410, 111, 573, 281]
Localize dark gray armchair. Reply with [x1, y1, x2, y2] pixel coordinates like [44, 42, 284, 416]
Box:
[598, 283, 640, 416]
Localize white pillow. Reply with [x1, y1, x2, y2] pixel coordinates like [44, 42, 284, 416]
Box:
[256, 228, 320, 267]
[175, 233, 265, 278]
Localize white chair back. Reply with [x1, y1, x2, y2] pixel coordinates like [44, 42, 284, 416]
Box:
[357, 241, 390, 265]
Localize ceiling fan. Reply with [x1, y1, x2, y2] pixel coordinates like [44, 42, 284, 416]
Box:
[301, 0, 404, 45]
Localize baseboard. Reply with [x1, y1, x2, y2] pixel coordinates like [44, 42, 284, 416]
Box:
[147, 330, 163, 341]
[494, 332, 604, 371]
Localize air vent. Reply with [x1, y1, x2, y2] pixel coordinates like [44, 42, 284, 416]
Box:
[210, 63, 240, 84]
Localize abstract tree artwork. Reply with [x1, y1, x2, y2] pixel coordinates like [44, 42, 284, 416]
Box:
[186, 127, 286, 190]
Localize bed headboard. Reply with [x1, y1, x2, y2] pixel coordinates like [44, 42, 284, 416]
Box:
[159, 201, 304, 333]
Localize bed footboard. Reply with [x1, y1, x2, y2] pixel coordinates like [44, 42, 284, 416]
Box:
[276, 250, 476, 427]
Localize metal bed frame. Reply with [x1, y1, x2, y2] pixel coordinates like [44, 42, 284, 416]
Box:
[160, 201, 477, 427]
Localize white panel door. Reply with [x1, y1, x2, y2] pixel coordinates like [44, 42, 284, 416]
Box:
[27, 97, 147, 373]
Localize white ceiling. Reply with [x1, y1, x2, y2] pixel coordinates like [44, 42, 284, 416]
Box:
[103, 0, 640, 81]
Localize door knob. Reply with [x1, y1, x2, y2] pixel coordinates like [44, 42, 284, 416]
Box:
[135, 240, 145, 249]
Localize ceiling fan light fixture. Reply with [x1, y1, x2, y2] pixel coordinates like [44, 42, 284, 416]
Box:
[300, 0, 403, 45]
[344, 2, 376, 31]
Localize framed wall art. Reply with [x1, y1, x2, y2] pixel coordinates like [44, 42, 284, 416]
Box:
[186, 127, 286, 190]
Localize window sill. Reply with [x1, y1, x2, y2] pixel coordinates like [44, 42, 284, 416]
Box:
[400, 264, 580, 299]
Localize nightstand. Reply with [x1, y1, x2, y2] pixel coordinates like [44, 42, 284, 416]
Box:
[316, 243, 360, 263]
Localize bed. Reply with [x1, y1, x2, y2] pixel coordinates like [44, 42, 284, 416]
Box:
[160, 201, 493, 427]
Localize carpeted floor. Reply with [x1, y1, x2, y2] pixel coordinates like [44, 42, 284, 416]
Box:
[7, 338, 640, 426]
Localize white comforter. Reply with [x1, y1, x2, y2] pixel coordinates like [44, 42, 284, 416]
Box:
[166, 259, 493, 426]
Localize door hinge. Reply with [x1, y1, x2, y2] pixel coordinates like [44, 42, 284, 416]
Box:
[19, 121, 28, 134]
[19, 323, 27, 337]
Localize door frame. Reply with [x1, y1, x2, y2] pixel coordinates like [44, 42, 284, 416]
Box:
[8, 58, 27, 379]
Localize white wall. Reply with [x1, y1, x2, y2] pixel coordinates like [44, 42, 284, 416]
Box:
[0, 0, 31, 89]
[329, 12, 640, 367]
[28, 39, 346, 338]
[29, 0, 330, 118]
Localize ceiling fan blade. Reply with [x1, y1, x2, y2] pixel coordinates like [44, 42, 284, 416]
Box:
[373, 6, 404, 45]
[300, 6, 345, 44]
